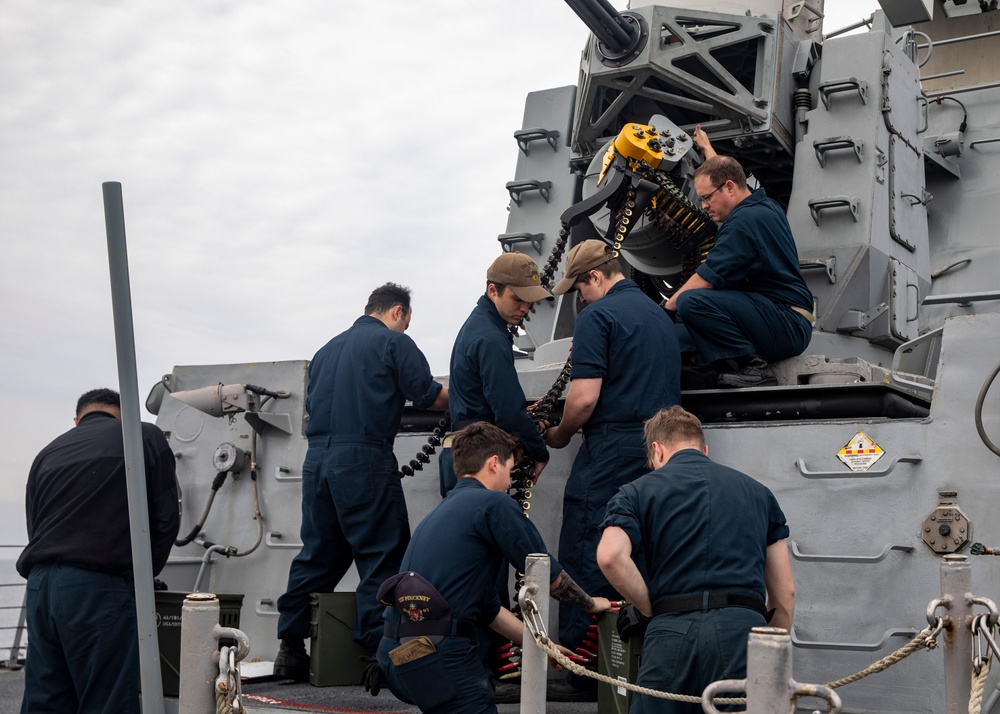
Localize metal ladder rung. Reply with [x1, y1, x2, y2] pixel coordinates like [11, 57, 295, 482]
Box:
[514, 128, 560, 155]
[818, 77, 868, 110]
[814, 137, 864, 168]
[498, 233, 545, 255]
[808, 195, 859, 226]
[506, 180, 552, 205]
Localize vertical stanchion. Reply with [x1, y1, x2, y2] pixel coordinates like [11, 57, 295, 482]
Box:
[520, 553, 550, 714]
[179, 593, 221, 714]
[744, 628, 796, 712]
[941, 553, 973, 714]
[702, 628, 841, 713]
[102, 181, 165, 713]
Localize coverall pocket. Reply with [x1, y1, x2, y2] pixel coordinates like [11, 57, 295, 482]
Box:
[394, 650, 458, 710]
[637, 617, 692, 688]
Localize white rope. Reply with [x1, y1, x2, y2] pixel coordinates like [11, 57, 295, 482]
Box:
[970, 657, 990, 714]
[825, 625, 937, 690]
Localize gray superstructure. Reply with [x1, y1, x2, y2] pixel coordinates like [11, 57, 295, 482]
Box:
[150, 1, 1000, 711]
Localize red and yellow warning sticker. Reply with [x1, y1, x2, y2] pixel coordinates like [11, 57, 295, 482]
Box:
[837, 431, 885, 471]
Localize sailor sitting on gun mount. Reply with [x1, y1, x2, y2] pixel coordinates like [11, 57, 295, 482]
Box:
[663, 146, 814, 388]
[377, 422, 612, 714]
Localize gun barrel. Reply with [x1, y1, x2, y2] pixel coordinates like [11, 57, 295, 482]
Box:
[564, 0, 636, 54]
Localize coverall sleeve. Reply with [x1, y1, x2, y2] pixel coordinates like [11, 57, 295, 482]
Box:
[392, 334, 443, 410]
[143, 423, 181, 576]
[474, 335, 548, 462]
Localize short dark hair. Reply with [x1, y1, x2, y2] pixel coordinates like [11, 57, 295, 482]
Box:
[452, 422, 520, 477]
[485, 281, 508, 297]
[693, 155, 748, 191]
[365, 283, 411, 316]
[644, 406, 705, 455]
[76, 388, 121, 418]
[577, 253, 623, 284]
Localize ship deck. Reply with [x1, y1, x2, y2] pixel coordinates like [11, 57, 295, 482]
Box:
[0, 665, 597, 713]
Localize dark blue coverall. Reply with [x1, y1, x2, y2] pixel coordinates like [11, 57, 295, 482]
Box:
[601, 449, 789, 713]
[18, 411, 179, 714]
[377, 478, 563, 714]
[558, 279, 681, 657]
[674, 188, 813, 363]
[438, 294, 548, 496]
[277, 315, 442, 652]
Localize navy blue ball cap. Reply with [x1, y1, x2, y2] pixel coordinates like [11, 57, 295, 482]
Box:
[377, 571, 452, 624]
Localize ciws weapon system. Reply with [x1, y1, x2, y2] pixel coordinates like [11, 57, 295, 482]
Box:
[148, 1, 1000, 710]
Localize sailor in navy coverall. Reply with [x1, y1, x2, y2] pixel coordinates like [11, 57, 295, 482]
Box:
[663, 155, 813, 387]
[598, 406, 795, 713]
[377, 423, 611, 714]
[18, 388, 179, 714]
[545, 241, 681, 683]
[438, 251, 551, 496]
[275, 283, 447, 679]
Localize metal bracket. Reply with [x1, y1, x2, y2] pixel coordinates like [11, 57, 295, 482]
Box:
[265, 531, 302, 549]
[796, 454, 922, 478]
[498, 232, 545, 255]
[789, 540, 913, 563]
[791, 627, 918, 651]
[273, 466, 300, 482]
[901, 190, 932, 206]
[514, 128, 560, 155]
[808, 196, 859, 226]
[813, 137, 864, 168]
[818, 77, 868, 110]
[506, 180, 552, 205]
[255, 599, 280, 617]
[799, 257, 837, 284]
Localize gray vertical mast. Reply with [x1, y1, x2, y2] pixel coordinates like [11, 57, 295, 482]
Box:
[102, 181, 166, 714]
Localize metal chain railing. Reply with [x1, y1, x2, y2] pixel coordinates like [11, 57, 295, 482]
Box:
[520, 593, 746, 706]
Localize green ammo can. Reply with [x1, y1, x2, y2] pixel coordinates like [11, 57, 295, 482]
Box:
[154, 591, 244, 698]
[597, 609, 643, 714]
[309, 592, 370, 686]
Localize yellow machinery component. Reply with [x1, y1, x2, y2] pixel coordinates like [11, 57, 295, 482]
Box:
[597, 123, 664, 185]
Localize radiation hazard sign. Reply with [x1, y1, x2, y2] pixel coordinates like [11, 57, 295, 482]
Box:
[837, 431, 885, 472]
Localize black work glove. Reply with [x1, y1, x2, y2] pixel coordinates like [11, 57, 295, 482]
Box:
[360, 655, 382, 696]
[616, 604, 650, 643]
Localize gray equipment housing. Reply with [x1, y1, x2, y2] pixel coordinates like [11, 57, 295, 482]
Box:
[154, 1, 1000, 711]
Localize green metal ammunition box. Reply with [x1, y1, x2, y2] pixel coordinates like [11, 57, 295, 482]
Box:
[309, 592, 370, 686]
[597, 609, 643, 714]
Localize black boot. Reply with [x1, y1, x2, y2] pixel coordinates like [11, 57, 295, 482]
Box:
[718, 354, 777, 388]
[273, 637, 310, 682]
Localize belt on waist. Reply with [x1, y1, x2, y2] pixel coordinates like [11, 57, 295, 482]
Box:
[584, 422, 645, 438]
[653, 592, 767, 620]
[384, 619, 477, 640]
[790, 305, 816, 326]
[452, 418, 493, 431]
[307, 435, 392, 449]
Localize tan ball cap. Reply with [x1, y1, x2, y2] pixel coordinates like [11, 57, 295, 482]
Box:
[486, 252, 552, 302]
[551, 240, 617, 295]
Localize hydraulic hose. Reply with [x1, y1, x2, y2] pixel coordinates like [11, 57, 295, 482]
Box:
[175, 471, 229, 546]
[975, 359, 1000, 458]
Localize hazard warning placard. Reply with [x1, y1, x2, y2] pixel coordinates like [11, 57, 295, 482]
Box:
[837, 431, 885, 472]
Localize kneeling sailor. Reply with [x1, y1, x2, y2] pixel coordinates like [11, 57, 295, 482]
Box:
[376, 422, 612, 713]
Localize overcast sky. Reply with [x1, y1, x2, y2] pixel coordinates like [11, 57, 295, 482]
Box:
[0, 0, 879, 547]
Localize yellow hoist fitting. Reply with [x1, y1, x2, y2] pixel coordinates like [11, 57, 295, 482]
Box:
[597, 123, 665, 185]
